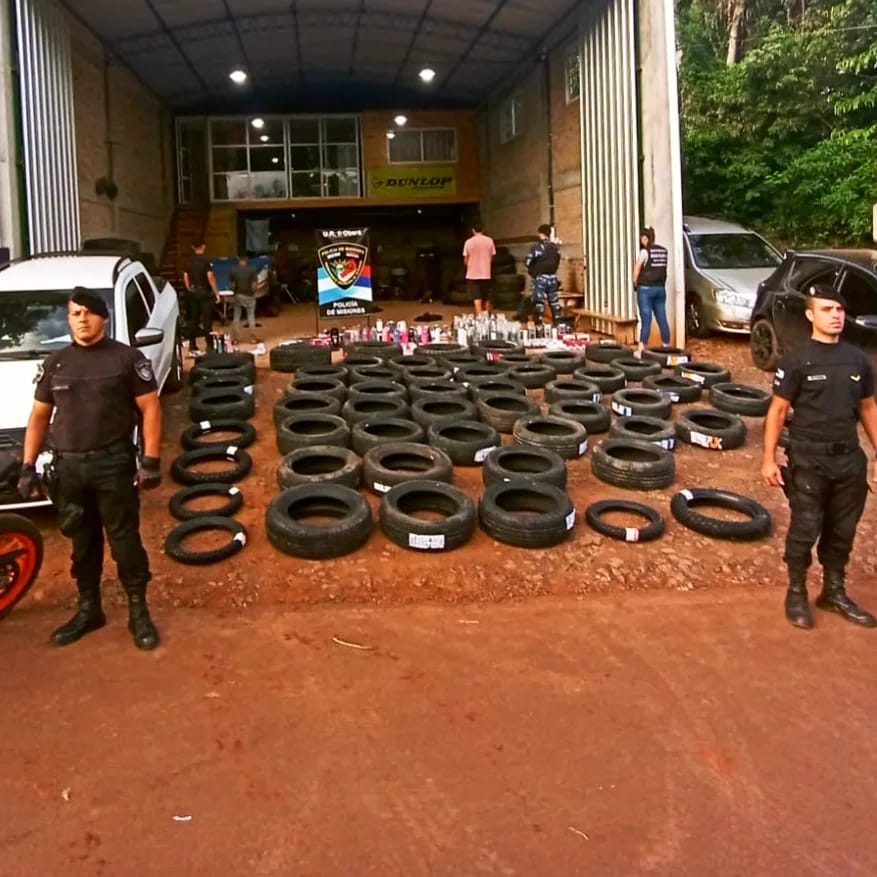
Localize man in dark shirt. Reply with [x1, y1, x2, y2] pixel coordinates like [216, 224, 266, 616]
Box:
[182, 241, 219, 357]
[228, 252, 260, 345]
[17, 288, 163, 650]
[523, 224, 562, 326]
[762, 284, 877, 629]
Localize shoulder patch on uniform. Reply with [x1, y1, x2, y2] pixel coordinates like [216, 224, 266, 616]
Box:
[135, 359, 154, 382]
[33, 363, 45, 385]
[775, 368, 784, 379]
[850, 374, 861, 382]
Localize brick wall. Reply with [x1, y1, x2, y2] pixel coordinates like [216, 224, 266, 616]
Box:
[67, 13, 173, 261]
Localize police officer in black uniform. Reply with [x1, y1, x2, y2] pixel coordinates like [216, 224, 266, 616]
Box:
[182, 241, 219, 357]
[522, 224, 562, 326]
[17, 288, 163, 649]
[762, 283, 877, 629]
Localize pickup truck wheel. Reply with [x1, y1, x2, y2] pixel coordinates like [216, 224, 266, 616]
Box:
[750, 319, 781, 371]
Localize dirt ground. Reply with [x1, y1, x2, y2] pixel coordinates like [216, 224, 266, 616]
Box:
[19, 298, 876, 615]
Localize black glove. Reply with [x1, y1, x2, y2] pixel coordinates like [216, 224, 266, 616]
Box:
[17, 463, 42, 500]
[134, 456, 161, 490]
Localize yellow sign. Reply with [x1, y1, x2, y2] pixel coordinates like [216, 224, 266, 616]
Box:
[368, 166, 456, 198]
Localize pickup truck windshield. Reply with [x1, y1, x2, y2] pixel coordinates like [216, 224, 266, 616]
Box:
[0, 289, 114, 356]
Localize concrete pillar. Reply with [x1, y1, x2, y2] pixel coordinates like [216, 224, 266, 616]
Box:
[637, 0, 685, 344]
[0, 0, 23, 257]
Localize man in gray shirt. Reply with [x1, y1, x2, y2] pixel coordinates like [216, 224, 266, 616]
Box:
[228, 252, 260, 345]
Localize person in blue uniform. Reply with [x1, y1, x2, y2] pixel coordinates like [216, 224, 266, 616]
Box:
[761, 284, 877, 629]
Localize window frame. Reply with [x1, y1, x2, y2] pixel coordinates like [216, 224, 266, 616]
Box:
[565, 51, 581, 104]
[499, 94, 523, 144]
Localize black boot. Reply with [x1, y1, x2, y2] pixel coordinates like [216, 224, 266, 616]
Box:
[50, 589, 106, 646]
[784, 569, 812, 629]
[127, 591, 159, 650]
[815, 569, 877, 628]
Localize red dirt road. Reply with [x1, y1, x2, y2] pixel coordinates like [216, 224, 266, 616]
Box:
[4, 591, 877, 876]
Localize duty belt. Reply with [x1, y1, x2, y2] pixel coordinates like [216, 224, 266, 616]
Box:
[53, 437, 134, 459]
[788, 438, 860, 456]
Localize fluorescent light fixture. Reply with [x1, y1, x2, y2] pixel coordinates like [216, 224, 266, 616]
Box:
[229, 69, 248, 84]
[259, 134, 269, 142]
[418, 67, 436, 83]
[386, 130, 396, 139]
[251, 118, 265, 129]
[393, 114, 408, 126]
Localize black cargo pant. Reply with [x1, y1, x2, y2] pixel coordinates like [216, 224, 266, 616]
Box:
[53, 440, 151, 595]
[783, 444, 868, 573]
[186, 288, 215, 349]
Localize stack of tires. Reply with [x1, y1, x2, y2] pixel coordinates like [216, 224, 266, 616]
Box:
[491, 247, 526, 312]
[164, 352, 258, 564]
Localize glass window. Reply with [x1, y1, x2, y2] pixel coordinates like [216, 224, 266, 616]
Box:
[289, 117, 320, 143]
[500, 95, 523, 144]
[255, 119, 284, 145]
[134, 274, 155, 311]
[788, 258, 839, 290]
[323, 144, 358, 168]
[687, 233, 781, 270]
[388, 129, 456, 163]
[213, 147, 247, 173]
[210, 119, 247, 146]
[250, 148, 286, 172]
[291, 172, 322, 198]
[388, 130, 422, 162]
[125, 280, 149, 339]
[838, 269, 877, 317]
[566, 52, 581, 103]
[290, 145, 321, 171]
[323, 117, 357, 143]
[422, 129, 457, 162]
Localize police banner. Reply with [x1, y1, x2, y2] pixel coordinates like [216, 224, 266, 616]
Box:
[315, 227, 373, 318]
[368, 166, 456, 198]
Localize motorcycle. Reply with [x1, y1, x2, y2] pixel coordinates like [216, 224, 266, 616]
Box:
[0, 513, 44, 619]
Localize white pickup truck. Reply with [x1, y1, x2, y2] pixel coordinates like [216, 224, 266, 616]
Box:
[0, 254, 181, 510]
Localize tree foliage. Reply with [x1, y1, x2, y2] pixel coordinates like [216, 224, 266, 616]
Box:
[678, 0, 877, 245]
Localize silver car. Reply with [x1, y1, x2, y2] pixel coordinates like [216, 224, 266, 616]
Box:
[683, 216, 782, 337]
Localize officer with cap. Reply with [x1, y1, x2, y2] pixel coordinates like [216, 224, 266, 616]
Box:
[17, 287, 162, 649]
[762, 283, 877, 629]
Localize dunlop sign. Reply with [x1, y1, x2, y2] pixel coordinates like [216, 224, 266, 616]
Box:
[368, 166, 456, 197]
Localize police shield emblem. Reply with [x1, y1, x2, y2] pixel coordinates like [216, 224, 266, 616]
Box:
[135, 359, 154, 382]
[317, 243, 367, 290]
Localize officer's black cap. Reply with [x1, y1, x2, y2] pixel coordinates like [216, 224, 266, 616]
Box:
[69, 286, 109, 319]
[805, 283, 846, 308]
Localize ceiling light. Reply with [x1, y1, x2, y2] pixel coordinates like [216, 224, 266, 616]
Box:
[229, 69, 248, 84]
[271, 157, 279, 164]
[386, 130, 396, 139]
[393, 114, 408, 127]
[251, 118, 265, 129]
[418, 67, 436, 83]
[259, 134, 269, 142]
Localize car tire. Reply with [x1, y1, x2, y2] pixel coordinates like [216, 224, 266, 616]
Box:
[295, 364, 349, 384]
[612, 356, 663, 382]
[685, 296, 710, 338]
[348, 364, 404, 384]
[191, 352, 256, 383]
[585, 341, 630, 364]
[544, 379, 602, 404]
[347, 380, 408, 403]
[266, 485, 372, 559]
[287, 377, 347, 401]
[401, 365, 454, 385]
[467, 378, 527, 400]
[414, 342, 470, 359]
[642, 374, 702, 404]
[379, 481, 476, 551]
[170, 446, 252, 485]
[411, 397, 478, 429]
[609, 388, 673, 420]
[164, 516, 247, 564]
[573, 365, 626, 394]
[479, 480, 576, 548]
[408, 380, 469, 404]
[344, 340, 403, 360]
[181, 418, 257, 451]
[455, 363, 512, 387]
[189, 388, 255, 422]
[362, 442, 454, 494]
[539, 349, 587, 374]
[276, 446, 362, 489]
[590, 438, 675, 490]
[641, 346, 692, 368]
[674, 361, 732, 388]
[709, 382, 771, 417]
[548, 400, 611, 434]
[670, 488, 772, 540]
[342, 354, 385, 370]
[512, 415, 589, 459]
[168, 483, 244, 521]
[610, 415, 676, 451]
[750, 319, 782, 371]
[675, 408, 747, 450]
[395, 354, 438, 370]
[272, 393, 342, 428]
[475, 392, 540, 433]
[507, 362, 557, 389]
[191, 374, 252, 397]
[276, 413, 350, 453]
[351, 418, 426, 455]
[269, 342, 332, 372]
[585, 499, 665, 543]
[481, 445, 568, 489]
[427, 421, 501, 466]
[342, 397, 410, 424]
[473, 340, 524, 359]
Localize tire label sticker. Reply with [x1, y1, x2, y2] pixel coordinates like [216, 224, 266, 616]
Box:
[689, 431, 723, 450]
[681, 488, 694, 501]
[199, 420, 211, 430]
[680, 370, 705, 384]
[591, 393, 602, 402]
[565, 509, 576, 530]
[226, 445, 239, 456]
[577, 440, 588, 456]
[658, 438, 675, 450]
[408, 533, 446, 550]
[474, 445, 498, 462]
[668, 354, 689, 365]
[233, 531, 247, 546]
[229, 486, 241, 495]
[625, 527, 640, 542]
[244, 385, 254, 395]
[611, 401, 632, 416]
[373, 481, 392, 493]
[667, 392, 680, 402]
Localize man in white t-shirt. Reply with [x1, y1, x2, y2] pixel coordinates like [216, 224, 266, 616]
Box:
[462, 223, 496, 316]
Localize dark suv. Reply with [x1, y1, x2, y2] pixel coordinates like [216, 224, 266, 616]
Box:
[750, 249, 877, 371]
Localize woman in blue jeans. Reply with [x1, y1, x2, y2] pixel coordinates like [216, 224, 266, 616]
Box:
[632, 227, 671, 357]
